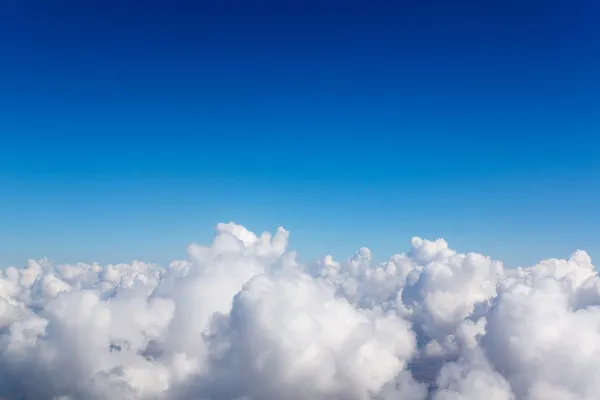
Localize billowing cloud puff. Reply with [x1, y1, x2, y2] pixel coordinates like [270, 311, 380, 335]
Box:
[0, 223, 598, 399]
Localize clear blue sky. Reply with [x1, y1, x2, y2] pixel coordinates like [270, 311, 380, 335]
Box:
[1, 0, 599, 268]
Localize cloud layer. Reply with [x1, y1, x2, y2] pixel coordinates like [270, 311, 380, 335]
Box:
[1, 222, 599, 399]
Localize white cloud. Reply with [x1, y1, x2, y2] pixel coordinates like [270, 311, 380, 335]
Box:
[0, 223, 598, 399]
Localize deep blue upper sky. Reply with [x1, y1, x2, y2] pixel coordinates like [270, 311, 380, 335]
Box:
[1, 0, 599, 267]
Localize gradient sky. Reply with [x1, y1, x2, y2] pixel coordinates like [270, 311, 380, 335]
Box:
[1, 0, 599, 268]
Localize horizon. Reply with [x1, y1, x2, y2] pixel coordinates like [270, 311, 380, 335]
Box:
[2, 220, 595, 271]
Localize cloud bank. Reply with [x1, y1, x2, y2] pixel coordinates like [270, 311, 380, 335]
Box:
[1, 222, 599, 399]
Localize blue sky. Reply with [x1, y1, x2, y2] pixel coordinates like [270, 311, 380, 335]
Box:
[1, 0, 599, 268]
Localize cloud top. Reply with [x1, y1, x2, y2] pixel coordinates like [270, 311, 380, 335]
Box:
[0, 223, 598, 399]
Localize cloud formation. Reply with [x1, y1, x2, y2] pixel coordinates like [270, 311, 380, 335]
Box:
[0, 222, 599, 399]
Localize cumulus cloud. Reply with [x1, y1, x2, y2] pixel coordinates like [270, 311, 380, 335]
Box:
[0, 223, 598, 399]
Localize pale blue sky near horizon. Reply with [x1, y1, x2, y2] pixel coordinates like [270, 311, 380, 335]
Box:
[1, 0, 599, 268]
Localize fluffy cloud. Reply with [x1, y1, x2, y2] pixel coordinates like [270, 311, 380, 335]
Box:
[0, 223, 598, 399]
